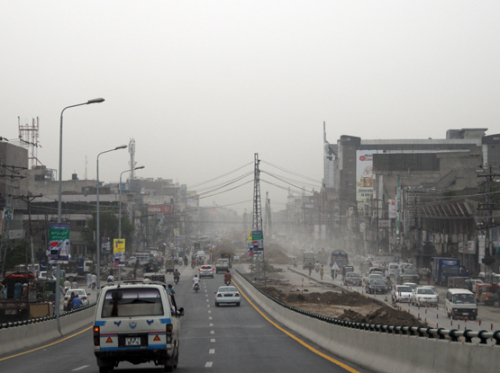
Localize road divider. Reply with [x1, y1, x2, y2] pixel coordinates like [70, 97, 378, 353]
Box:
[234, 271, 499, 373]
[0, 305, 95, 357]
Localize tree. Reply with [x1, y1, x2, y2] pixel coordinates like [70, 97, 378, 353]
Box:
[1, 238, 30, 271]
[82, 212, 135, 256]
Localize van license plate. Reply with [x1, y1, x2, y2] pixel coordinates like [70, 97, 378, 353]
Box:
[5, 310, 17, 315]
[125, 337, 141, 346]
[462, 313, 468, 316]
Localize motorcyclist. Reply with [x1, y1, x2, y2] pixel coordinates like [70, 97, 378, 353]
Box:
[191, 259, 196, 268]
[224, 270, 232, 285]
[193, 274, 200, 290]
[173, 269, 180, 282]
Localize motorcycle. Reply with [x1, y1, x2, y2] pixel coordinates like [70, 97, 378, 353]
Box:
[314, 263, 320, 273]
[224, 280, 231, 286]
[174, 275, 179, 285]
[194, 283, 200, 292]
[191, 262, 195, 269]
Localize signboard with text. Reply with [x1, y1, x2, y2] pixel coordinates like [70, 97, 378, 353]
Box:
[113, 239, 126, 267]
[252, 230, 264, 251]
[49, 223, 70, 261]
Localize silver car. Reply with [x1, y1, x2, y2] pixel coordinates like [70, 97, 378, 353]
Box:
[214, 286, 241, 306]
[199, 265, 215, 278]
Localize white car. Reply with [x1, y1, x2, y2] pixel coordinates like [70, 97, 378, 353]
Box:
[403, 282, 418, 293]
[392, 285, 413, 303]
[411, 287, 438, 307]
[38, 271, 56, 281]
[421, 285, 440, 303]
[64, 288, 90, 309]
[214, 285, 241, 307]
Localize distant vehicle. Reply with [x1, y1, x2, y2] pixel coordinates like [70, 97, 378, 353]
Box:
[421, 286, 440, 303]
[303, 253, 315, 270]
[365, 279, 389, 294]
[432, 257, 467, 286]
[330, 250, 349, 275]
[397, 268, 420, 285]
[214, 285, 240, 307]
[411, 287, 438, 307]
[368, 273, 384, 281]
[215, 258, 230, 274]
[445, 288, 477, 320]
[64, 288, 90, 310]
[392, 285, 413, 303]
[403, 282, 418, 293]
[465, 278, 483, 293]
[344, 272, 362, 286]
[388, 262, 399, 277]
[199, 265, 215, 278]
[38, 271, 57, 281]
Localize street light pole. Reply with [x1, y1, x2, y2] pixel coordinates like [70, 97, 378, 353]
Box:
[118, 166, 144, 281]
[96, 145, 127, 289]
[56, 98, 104, 330]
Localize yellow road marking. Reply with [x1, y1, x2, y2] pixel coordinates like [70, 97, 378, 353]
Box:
[233, 280, 362, 373]
[0, 326, 92, 362]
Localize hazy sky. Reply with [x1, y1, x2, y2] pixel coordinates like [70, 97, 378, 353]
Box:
[2, 1, 499, 214]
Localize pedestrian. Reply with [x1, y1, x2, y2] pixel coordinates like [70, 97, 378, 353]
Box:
[319, 265, 324, 280]
[107, 274, 115, 283]
[308, 262, 312, 277]
[71, 294, 83, 309]
[426, 268, 431, 285]
[87, 273, 92, 288]
[63, 279, 71, 292]
[385, 268, 390, 280]
[331, 261, 339, 279]
[67, 292, 75, 311]
[91, 273, 97, 290]
[71, 279, 78, 289]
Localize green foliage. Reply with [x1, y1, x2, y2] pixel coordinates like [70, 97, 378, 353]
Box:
[82, 212, 135, 254]
[1, 238, 30, 271]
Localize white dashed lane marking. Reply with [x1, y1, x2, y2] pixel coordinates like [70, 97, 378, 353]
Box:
[209, 323, 213, 326]
[210, 339, 215, 342]
[209, 349, 215, 354]
[72, 366, 89, 371]
[210, 330, 214, 334]
[205, 362, 213, 368]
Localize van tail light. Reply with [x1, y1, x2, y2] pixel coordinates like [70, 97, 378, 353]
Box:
[82, 297, 87, 300]
[93, 326, 100, 346]
[217, 294, 222, 297]
[166, 323, 173, 343]
[64, 297, 68, 300]
[235, 293, 240, 297]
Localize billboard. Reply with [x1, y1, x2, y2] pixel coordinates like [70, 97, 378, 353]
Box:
[49, 223, 70, 261]
[356, 150, 382, 212]
[113, 239, 126, 267]
[251, 230, 264, 251]
[147, 204, 173, 215]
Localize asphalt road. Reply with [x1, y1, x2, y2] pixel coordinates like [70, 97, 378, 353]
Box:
[0, 265, 374, 373]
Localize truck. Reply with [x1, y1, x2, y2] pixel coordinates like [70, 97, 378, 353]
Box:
[330, 250, 349, 276]
[59, 260, 79, 280]
[432, 257, 468, 286]
[0, 272, 36, 322]
[302, 252, 315, 269]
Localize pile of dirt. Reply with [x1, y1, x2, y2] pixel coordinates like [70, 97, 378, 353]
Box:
[264, 243, 292, 264]
[337, 307, 426, 327]
[259, 285, 426, 327]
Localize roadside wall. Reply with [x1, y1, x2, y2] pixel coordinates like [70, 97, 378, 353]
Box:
[234, 272, 499, 373]
[0, 307, 95, 357]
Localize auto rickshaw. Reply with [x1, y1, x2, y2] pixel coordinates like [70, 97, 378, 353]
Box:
[476, 283, 500, 305]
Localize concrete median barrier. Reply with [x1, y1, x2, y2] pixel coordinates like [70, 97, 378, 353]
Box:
[234, 272, 499, 373]
[0, 306, 95, 357]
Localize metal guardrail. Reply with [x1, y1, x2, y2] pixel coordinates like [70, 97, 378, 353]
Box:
[236, 270, 500, 346]
[0, 302, 96, 330]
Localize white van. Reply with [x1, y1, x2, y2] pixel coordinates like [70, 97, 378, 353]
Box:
[93, 282, 183, 372]
[445, 288, 477, 320]
[388, 262, 399, 277]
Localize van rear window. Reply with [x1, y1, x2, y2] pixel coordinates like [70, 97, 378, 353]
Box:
[101, 288, 164, 318]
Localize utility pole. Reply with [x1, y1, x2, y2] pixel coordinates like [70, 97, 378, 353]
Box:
[477, 165, 500, 280]
[252, 154, 264, 282]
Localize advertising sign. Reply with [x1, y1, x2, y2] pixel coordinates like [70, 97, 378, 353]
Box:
[247, 230, 253, 255]
[101, 237, 111, 254]
[388, 199, 397, 219]
[113, 239, 126, 267]
[147, 204, 173, 215]
[251, 230, 264, 251]
[49, 223, 70, 261]
[356, 150, 382, 213]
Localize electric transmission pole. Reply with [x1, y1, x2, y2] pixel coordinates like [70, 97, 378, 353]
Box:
[252, 153, 262, 231]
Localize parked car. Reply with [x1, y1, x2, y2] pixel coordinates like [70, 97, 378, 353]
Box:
[392, 285, 413, 303]
[365, 279, 389, 294]
[63, 289, 90, 310]
[411, 287, 438, 307]
[344, 272, 362, 286]
[199, 265, 215, 278]
[214, 285, 241, 306]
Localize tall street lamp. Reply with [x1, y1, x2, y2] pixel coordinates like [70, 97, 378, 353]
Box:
[96, 145, 127, 289]
[118, 166, 145, 281]
[56, 98, 104, 329]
